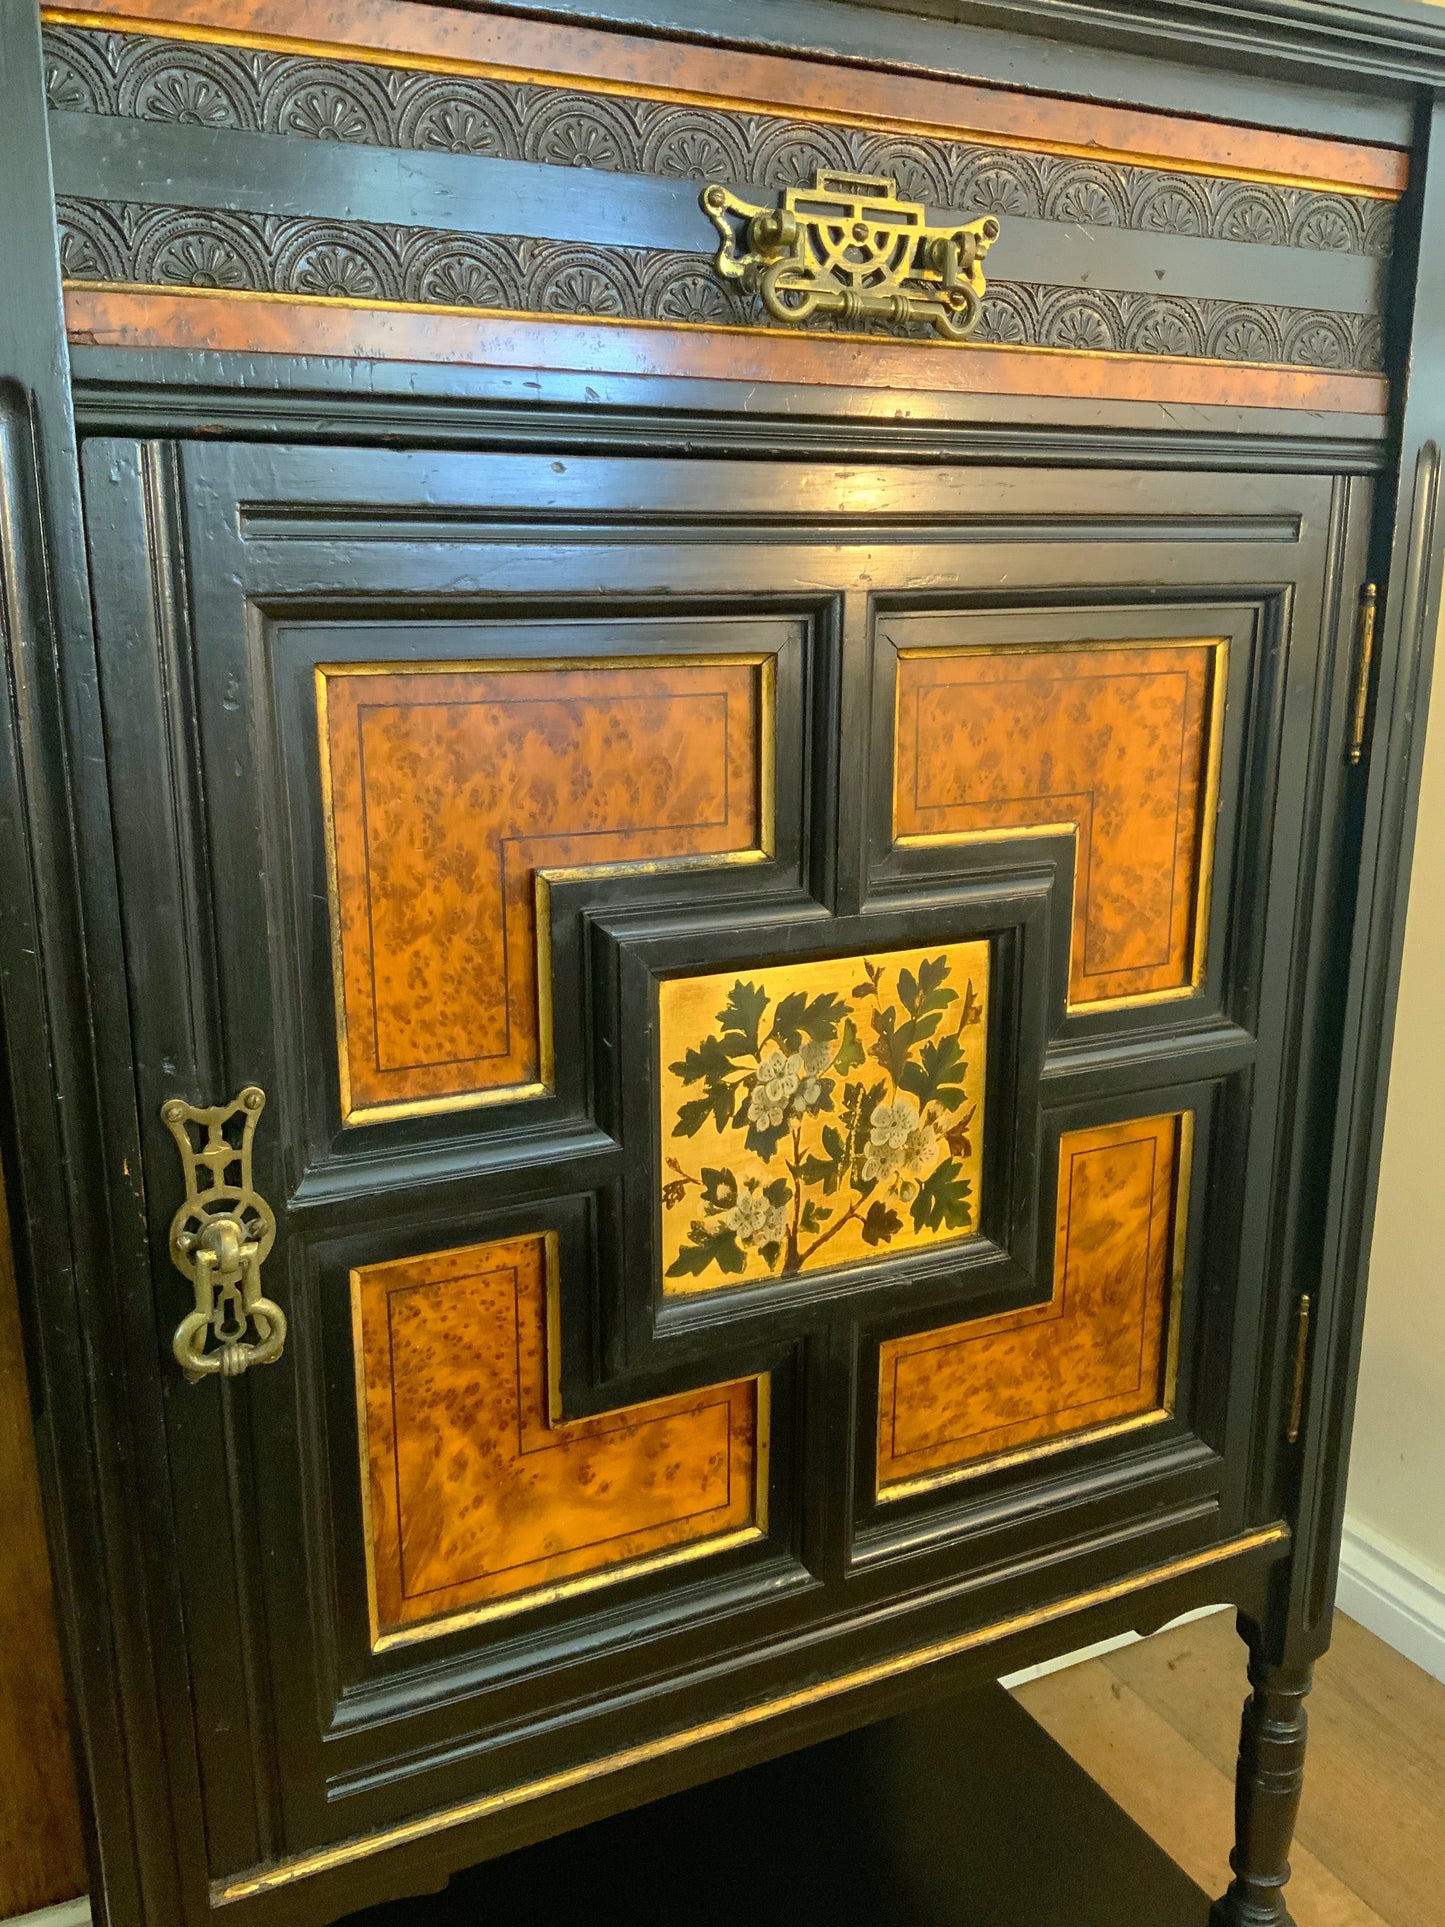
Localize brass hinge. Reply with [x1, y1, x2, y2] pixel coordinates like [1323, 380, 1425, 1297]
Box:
[1286, 1292, 1313, 1445]
[1348, 582, 1378, 767]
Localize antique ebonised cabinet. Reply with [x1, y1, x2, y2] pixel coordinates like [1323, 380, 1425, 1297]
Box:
[4, 1, 1445, 1922]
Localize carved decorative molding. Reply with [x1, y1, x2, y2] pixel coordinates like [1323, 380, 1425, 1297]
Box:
[42, 25, 1396, 261]
[54, 197, 1387, 371]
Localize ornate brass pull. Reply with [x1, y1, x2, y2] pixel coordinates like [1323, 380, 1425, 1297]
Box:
[162, 1085, 285, 1383]
[702, 169, 999, 341]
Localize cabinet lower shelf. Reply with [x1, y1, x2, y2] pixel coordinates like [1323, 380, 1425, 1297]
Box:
[342, 1682, 1211, 1925]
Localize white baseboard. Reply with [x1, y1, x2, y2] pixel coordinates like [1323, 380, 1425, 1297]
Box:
[1337, 1513, 1445, 1684]
[2, 1901, 91, 1927]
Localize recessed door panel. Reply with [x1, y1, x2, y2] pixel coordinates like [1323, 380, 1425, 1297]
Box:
[320, 656, 771, 1122]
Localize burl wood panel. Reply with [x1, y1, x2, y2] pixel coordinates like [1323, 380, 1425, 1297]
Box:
[320, 657, 765, 1120]
[43, 4, 1407, 194]
[0, 1159, 88, 1916]
[894, 642, 1221, 1006]
[62, 292, 1393, 420]
[877, 1113, 1183, 1494]
[354, 1234, 763, 1641]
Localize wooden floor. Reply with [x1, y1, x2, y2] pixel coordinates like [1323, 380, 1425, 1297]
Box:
[1015, 1610, 1445, 1927]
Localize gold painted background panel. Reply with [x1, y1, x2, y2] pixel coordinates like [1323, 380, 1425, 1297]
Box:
[894, 641, 1223, 1007]
[354, 1233, 763, 1643]
[660, 940, 989, 1291]
[320, 656, 767, 1122]
[877, 1111, 1186, 1495]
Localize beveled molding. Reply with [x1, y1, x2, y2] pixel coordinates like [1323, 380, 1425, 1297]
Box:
[41, 22, 1400, 242]
[59, 288, 1394, 416]
[53, 203, 1389, 375]
[214, 1523, 1289, 1902]
[43, 11, 1398, 395]
[39, 3, 1408, 195]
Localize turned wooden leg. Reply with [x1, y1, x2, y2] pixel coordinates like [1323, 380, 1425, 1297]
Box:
[1210, 1635, 1314, 1927]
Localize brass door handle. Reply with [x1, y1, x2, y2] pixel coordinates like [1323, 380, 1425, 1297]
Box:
[702, 168, 1000, 340]
[162, 1085, 285, 1382]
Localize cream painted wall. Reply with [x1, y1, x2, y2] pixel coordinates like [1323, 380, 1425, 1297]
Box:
[1344, 604, 1445, 1614]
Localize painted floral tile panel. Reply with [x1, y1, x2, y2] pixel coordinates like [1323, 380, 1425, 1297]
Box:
[659, 940, 989, 1291]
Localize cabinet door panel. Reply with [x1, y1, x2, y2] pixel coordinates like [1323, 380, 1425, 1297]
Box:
[84, 443, 1365, 1901]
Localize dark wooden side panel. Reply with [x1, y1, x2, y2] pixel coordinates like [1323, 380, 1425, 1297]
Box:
[0, 1153, 87, 1917]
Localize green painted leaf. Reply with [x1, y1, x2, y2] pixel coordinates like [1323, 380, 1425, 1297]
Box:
[897, 966, 920, 1014]
[700, 1168, 737, 1211]
[869, 1005, 911, 1085]
[670, 1035, 735, 1086]
[918, 954, 950, 998]
[717, 980, 769, 1054]
[800, 1198, 830, 1234]
[910, 1160, 974, 1234]
[801, 990, 848, 1042]
[765, 1176, 792, 1207]
[666, 1224, 747, 1278]
[898, 1032, 969, 1108]
[770, 989, 809, 1050]
[862, 1200, 904, 1246]
[832, 1016, 864, 1075]
[798, 1155, 835, 1187]
[907, 1008, 944, 1045]
[673, 1095, 716, 1139]
[822, 1123, 846, 1163]
[745, 1117, 790, 1161]
[911, 956, 958, 1027]
[759, 1240, 783, 1269]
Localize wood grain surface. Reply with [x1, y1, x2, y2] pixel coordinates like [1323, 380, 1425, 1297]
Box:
[353, 1233, 764, 1641]
[0, 1161, 88, 1916]
[878, 1112, 1183, 1493]
[894, 641, 1221, 1006]
[1018, 1608, 1445, 1927]
[320, 657, 765, 1120]
[62, 289, 1395, 418]
[42, 3, 1408, 193]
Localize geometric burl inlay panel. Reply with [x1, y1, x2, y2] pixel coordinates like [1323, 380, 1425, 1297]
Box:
[319, 656, 769, 1123]
[894, 642, 1225, 1006]
[353, 1234, 766, 1645]
[877, 1112, 1188, 1497]
[660, 941, 989, 1292]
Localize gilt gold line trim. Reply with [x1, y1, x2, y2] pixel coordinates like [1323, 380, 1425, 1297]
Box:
[1165, 1109, 1196, 1420]
[354, 1230, 772, 1654]
[349, 1265, 382, 1650]
[314, 662, 356, 1125]
[214, 1522, 1290, 1902]
[371, 1527, 770, 1655]
[1190, 642, 1231, 1006]
[41, 7, 1405, 199]
[892, 635, 1230, 1015]
[877, 1407, 1173, 1503]
[316, 655, 773, 1129]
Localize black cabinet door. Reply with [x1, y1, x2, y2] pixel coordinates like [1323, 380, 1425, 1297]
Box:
[82, 442, 1368, 1921]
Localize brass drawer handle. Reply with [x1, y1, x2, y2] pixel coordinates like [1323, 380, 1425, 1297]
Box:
[703, 169, 999, 341]
[162, 1085, 285, 1382]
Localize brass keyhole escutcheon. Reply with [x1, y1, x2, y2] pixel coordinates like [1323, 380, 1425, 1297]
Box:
[162, 1085, 286, 1383]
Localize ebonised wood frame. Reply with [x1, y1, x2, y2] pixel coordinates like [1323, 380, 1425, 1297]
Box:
[4, 4, 1445, 1925]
